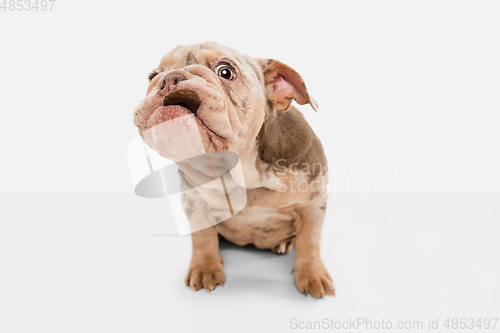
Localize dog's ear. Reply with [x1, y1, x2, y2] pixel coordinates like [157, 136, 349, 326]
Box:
[257, 59, 318, 113]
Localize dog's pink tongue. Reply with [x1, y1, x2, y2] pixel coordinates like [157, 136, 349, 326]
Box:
[151, 105, 192, 125]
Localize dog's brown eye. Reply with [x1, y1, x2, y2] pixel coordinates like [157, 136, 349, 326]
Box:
[215, 65, 235, 80]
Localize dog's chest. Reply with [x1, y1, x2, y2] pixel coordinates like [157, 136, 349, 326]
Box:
[211, 204, 297, 249]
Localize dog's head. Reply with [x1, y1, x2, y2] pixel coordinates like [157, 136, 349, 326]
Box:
[133, 42, 317, 160]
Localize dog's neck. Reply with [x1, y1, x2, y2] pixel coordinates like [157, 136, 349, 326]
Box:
[235, 106, 327, 191]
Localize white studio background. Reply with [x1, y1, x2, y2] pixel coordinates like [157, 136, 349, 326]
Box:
[1, 2, 500, 333]
[0, 0, 498, 194]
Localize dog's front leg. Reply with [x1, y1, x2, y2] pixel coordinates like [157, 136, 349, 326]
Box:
[183, 195, 225, 292]
[293, 201, 334, 298]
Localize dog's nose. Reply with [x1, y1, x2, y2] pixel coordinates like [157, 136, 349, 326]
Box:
[158, 74, 186, 95]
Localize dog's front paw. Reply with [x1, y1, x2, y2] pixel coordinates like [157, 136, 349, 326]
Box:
[184, 256, 225, 293]
[271, 238, 295, 254]
[293, 259, 334, 298]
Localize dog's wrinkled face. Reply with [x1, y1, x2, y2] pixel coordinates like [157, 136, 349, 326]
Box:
[133, 42, 267, 158]
[134, 42, 318, 162]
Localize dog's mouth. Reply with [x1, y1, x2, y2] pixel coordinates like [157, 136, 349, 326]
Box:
[147, 88, 224, 146]
[163, 89, 201, 114]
